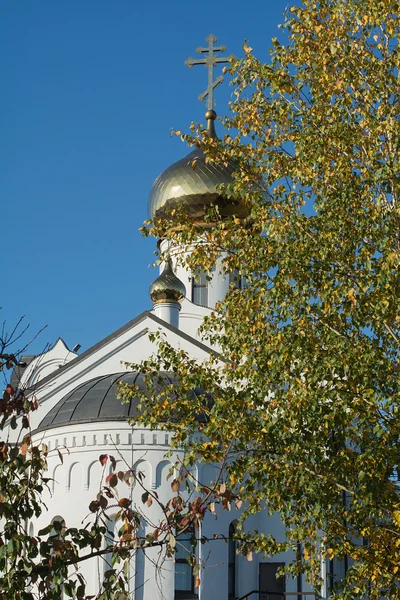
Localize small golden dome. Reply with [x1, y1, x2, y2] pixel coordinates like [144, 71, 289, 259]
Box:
[149, 260, 186, 304]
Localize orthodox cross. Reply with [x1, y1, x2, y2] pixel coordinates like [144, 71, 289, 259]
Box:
[185, 34, 233, 110]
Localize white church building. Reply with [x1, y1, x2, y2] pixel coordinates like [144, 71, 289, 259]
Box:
[13, 35, 324, 600]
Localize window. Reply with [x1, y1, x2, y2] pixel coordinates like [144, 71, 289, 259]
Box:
[229, 270, 242, 290]
[50, 516, 65, 537]
[259, 562, 285, 600]
[175, 531, 195, 598]
[104, 518, 115, 572]
[48, 518, 66, 592]
[191, 270, 208, 307]
[228, 522, 237, 600]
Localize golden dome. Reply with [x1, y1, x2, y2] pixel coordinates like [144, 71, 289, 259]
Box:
[149, 260, 186, 304]
[148, 111, 245, 222]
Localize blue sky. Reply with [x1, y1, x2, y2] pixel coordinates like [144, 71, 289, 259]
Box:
[2, 0, 293, 357]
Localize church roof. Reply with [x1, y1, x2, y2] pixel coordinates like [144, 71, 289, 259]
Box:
[37, 371, 208, 431]
[30, 311, 221, 395]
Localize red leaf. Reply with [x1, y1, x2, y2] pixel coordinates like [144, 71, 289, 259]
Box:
[99, 454, 108, 466]
[118, 497, 131, 508]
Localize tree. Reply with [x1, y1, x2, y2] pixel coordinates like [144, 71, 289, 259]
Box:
[0, 316, 186, 600]
[127, 1, 400, 598]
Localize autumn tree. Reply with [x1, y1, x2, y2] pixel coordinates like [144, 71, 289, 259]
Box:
[126, 0, 400, 598]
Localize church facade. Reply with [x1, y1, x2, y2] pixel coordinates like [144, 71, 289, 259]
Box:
[14, 36, 323, 600]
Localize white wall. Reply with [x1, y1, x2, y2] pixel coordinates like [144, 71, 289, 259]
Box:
[30, 421, 313, 600]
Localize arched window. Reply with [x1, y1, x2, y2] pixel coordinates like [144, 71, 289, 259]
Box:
[50, 516, 66, 537]
[48, 516, 66, 591]
[191, 269, 208, 307]
[175, 529, 195, 598]
[228, 521, 237, 600]
[104, 517, 115, 573]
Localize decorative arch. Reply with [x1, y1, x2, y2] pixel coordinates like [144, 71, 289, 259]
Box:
[107, 459, 124, 476]
[67, 462, 84, 492]
[52, 463, 65, 493]
[29, 358, 66, 385]
[156, 460, 173, 488]
[184, 464, 198, 488]
[132, 459, 152, 488]
[87, 460, 100, 490]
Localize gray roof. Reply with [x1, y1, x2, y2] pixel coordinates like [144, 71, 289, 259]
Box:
[37, 371, 209, 432]
[10, 355, 36, 390]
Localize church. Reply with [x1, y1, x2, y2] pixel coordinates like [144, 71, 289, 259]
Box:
[14, 35, 321, 600]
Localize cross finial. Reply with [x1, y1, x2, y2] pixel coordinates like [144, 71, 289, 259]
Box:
[185, 34, 233, 112]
